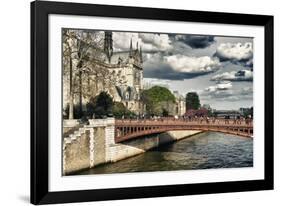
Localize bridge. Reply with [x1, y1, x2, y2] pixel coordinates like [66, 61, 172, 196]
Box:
[115, 118, 253, 143]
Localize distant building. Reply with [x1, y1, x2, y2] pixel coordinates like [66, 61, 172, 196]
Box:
[173, 91, 186, 116]
[213, 110, 241, 119]
[143, 81, 153, 90]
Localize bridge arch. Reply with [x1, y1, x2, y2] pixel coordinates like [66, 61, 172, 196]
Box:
[114, 119, 253, 143]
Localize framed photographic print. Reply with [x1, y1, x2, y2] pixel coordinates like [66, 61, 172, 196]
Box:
[31, 0, 274, 204]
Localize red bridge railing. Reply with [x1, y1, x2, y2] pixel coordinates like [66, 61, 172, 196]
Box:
[114, 118, 253, 143]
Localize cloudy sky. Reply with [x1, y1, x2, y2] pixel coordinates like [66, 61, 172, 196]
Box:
[112, 31, 253, 110]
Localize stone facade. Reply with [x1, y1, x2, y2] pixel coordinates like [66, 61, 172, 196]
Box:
[173, 91, 186, 116]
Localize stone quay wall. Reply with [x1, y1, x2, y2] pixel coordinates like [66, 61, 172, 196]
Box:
[63, 118, 202, 175]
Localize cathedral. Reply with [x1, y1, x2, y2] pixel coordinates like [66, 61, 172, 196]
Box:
[101, 31, 144, 115]
[63, 31, 144, 116]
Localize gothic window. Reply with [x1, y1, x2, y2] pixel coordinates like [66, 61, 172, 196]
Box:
[136, 71, 140, 79]
[135, 71, 140, 84]
[125, 92, 129, 100]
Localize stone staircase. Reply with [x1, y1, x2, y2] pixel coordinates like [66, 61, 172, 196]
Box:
[63, 124, 94, 175]
[63, 118, 116, 174]
[63, 125, 89, 144]
[63, 123, 83, 137]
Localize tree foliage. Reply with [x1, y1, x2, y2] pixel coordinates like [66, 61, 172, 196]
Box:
[186, 92, 200, 110]
[86, 92, 113, 118]
[142, 86, 176, 102]
[112, 102, 135, 118]
[86, 92, 136, 118]
[241, 107, 253, 118]
[141, 86, 176, 116]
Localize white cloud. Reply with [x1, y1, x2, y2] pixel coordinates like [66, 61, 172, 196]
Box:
[112, 32, 139, 51]
[199, 89, 233, 101]
[211, 70, 253, 81]
[164, 55, 221, 74]
[205, 81, 232, 92]
[215, 42, 253, 61]
[112, 32, 171, 52]
[200, 81, 253, 102]
[201, 81, 233, 100]
[138, 33, 171, 51]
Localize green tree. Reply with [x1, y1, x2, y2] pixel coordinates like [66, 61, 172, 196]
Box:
[186, 92, 200, 110]
[242, 107, 253, 118]
[112, 102, 135, 118]
[86, 92, 113, 118]
[141, 86, 176, 116]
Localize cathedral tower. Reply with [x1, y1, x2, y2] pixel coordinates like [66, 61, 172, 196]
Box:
[104, 31, 113, 63]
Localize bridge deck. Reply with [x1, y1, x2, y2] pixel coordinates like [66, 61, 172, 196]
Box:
[115, 119, 253, 143]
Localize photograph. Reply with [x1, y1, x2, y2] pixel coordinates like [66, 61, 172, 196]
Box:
[29, 1, 273, 204]
[62, 29, 254, 176]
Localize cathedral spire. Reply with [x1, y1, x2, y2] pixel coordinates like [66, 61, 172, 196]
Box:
[140, 46, 143, 63]
[104, 31, 113, 63]
[129, 38, 133, 57]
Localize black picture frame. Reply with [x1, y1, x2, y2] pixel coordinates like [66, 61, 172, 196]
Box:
[31, 0, 274, 204]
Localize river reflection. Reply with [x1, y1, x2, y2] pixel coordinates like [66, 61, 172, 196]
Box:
[75, 132, 253, 175]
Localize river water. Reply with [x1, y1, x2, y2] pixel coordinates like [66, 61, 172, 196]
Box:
[76, 132, 253, 175]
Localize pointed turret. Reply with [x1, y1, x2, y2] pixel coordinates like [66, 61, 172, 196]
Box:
[129, 38, 133, 57]
[140, 46, 143, 63]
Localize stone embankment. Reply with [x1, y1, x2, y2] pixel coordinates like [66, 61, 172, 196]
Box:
[63, 118, 201, 175]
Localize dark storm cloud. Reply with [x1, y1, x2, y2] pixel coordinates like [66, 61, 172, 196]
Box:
[169, 34, 215, 49]
[214, 55, 253, 68]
